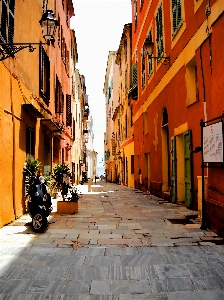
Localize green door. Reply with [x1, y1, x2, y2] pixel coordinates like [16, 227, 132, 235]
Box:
[171, 136, 177, 203]
[183, 130, 193, 208]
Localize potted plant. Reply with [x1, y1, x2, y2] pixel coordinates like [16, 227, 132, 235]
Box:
[23, 158, 42, 176]
[51, 163, 79, 213]
[50, 162, 71, 200]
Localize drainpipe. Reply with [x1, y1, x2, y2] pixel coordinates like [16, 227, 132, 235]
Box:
[10, 67, 16, 219]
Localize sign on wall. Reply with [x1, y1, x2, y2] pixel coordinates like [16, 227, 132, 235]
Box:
[203, 121, 223, 163]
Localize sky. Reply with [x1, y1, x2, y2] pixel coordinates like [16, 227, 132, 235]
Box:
[70, 0, 132, 167]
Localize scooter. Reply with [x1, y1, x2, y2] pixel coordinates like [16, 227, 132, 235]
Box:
[27, 194, 52, 232]
[26, 176, 52, 233]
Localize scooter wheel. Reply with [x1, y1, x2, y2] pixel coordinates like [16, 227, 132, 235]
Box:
[32, 213, 47, 233]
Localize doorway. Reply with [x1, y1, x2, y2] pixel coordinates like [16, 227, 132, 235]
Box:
[171, 130, 193, 208]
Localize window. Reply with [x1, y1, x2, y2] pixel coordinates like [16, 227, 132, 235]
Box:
[76, 103, 77, 122]
[130, 106, 133, 127]
[26, 126, 35, 160]
[186, 57, 199, 105]
[72, 119, 75, 140]
[55, 76, 64, 114]
[125, 113, 128, 138]
[156, 5, 164, 58]
[125, 69, 128, 92]
[129, 63, 138, 100]
[131, 155, 134, 174]
[140, 0, 144, 10]
[141, 48, 146, 89]
[57, 17, 61, 48]
[124, 40, 127, 62]
[66, 94, 72, 126]
[148, 29, 153, 75]
[40, 44, 50, 103]
[134, 0, 137, 29]
[172, 0, 182, 36]
[0, 0, 15, 43]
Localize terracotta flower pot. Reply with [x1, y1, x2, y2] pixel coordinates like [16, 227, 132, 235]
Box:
[57, 201, 78, 214]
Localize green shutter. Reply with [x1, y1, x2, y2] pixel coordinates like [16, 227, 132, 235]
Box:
[171, 136, 177, 203]
[156, 5, 164, 58]
[172, 0, 182, 35]
[183, 130, 193, 208]
[132, 63, 138, 87]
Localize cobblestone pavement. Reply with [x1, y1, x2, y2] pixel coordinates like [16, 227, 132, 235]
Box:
[0, 181, 224, 299]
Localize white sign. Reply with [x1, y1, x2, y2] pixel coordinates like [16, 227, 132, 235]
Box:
[203, 122, 223, 163]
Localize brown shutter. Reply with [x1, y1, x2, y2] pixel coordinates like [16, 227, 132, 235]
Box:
[66, 94, 72, 126]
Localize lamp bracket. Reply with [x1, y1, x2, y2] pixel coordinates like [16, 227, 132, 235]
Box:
[148, 55, 170, 67]
[0, 43, 42, 61]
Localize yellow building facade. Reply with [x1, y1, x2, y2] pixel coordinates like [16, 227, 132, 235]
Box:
[115, 24, 134, 188]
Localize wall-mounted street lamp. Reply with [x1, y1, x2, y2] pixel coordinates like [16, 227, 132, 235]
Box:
[143, 37, 170, 66]
[0, 10, 58, 61]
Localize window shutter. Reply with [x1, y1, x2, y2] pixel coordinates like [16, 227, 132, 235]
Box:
[73, 118, 75, 140]
[60, 89, 64, 114]
[55, 76, 61, 114]
[132, 63, 138, 87]
[183, 130, 193, 208]
[172, 0, 182, 35]
[171, 136, 177, 203]
[141, 49, 145, 88]
[66, 94, 72, 126]
[39, 43, 50, 103]
[156, 5, 164, 58]
[177, 0, 182, 27]
[39, 44, 44, 96]
[148, 30, 153, 74]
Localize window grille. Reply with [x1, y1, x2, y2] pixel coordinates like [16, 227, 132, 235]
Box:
[172, 0, 182, 35]
[156, 5, 164, 58]
[0, 0, 15, 44]
[132, 63, 138, 87]
[66, 94, 72, 126]
[148, 29, 153, 75]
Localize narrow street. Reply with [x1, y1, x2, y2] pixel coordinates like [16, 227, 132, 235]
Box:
[1, 181, 224, 299]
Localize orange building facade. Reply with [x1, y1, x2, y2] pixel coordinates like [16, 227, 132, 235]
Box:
[0, 0, 75, 227]
[129, 0, 224, 235]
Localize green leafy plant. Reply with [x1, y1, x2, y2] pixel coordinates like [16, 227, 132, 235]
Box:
[24, 158, 42, 176]
[50, 163, 71, 200]
[66, 187, 80, 202]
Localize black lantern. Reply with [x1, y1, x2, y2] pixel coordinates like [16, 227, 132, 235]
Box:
[0, 9, 58, 61]
[143, 37, 170, 66]
[39, 10, 59, 44]
[143, 37, 154, 56]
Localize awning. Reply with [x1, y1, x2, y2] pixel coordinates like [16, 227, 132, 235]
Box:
[22, 104, 44, 118]
[54, 132, 65, 140]
[41, 119, 61, 132]
[128, 84, 137, 95]
[128, 84, 138, 100]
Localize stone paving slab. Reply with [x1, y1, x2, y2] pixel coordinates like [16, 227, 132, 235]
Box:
[1, 181, 224, 298]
